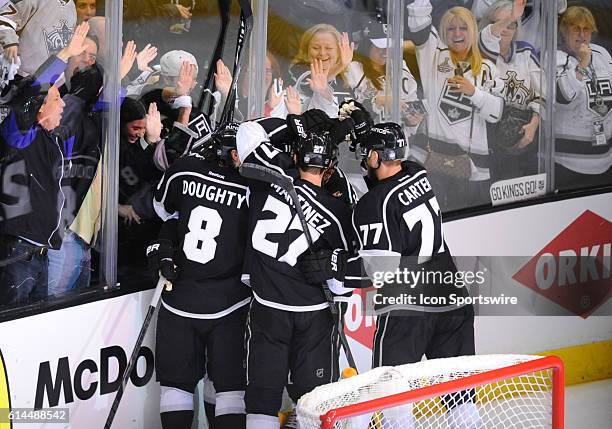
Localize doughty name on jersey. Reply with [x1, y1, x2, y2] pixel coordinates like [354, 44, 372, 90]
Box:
[182, 179, 248, 209]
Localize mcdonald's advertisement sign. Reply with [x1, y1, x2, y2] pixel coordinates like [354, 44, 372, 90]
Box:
[0, 292, 162, 428]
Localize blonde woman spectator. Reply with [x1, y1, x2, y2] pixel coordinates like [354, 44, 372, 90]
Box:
[406, 0, 503, 211]
[555, 5, 612, 190]
[479, 0, 542, 180]
[289, 24, 354, 117]
[348, 16, 423, 137]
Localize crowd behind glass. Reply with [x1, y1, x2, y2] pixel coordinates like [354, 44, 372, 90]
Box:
[0, 0, 610, 311]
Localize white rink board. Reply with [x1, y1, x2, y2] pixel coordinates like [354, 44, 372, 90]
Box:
[0, 292, 162, 429]
[344, 192, 612, 369]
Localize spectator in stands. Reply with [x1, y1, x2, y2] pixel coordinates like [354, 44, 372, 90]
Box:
[87, 16, 106, 64]
[118, 98, 163, 284]
[0, 0, 77, 77]
[61, 36, 98, 88]
[0, 22, 90, 307]
[267, 0, 356, 64]
[218, 52, 302, 120]
[555, 5, 612, 190]
[479, 0, 542, 181]
[289, 24, 355, 117]
[568, 0, 612, 54]
[74, 0, 97, 24]
[348, 14, 424, 137]
[47, 62, 104, 295]
[472, 0, 567, 50]
[140, 50, 198, 128]
[137, 52, 200, 169]
[406, 0, 503, 211]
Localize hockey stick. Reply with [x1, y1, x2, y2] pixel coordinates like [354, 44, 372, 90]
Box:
[219, 0, 253, 124]
[104, 276, 171, 429]
[197, 0, 231, 115]
[240, 162, 358, 371]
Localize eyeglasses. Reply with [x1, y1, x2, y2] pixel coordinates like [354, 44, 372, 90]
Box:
[79, 52, 97, 61]
[493, 20, 518, 30]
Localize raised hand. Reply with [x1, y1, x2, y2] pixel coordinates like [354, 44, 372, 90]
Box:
[137, 43, 158, 72]
[176, 61, 198, 96]
[119, 204, 141, 225]
[3, 46, 18, 62]
[512, 0, 526, 20]
[577, 42, 592, 67]
[285, 85, 302, 115]
[145, 102, 162, 144]
[214, 59, 233, 98]
[119, 40, 137, 80]
[447, 76, 476, 96]
[174, 4, 192, 19]
[268, 78, 283, 108]
[58, 21, 90, 61]
[517, 115, 539, 148]
[337, 32, 354, 74]
[308, 59, 330, 97]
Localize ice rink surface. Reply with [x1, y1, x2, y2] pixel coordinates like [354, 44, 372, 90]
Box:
[565, 378, 612, 428]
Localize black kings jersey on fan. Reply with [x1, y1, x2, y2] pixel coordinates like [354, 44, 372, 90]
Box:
[154, 154, 250, 315]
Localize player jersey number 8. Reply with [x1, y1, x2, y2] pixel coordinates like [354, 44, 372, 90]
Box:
[183, 206, 223, 264]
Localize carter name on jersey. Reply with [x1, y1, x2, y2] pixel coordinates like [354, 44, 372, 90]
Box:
[397, 176, 433, 206]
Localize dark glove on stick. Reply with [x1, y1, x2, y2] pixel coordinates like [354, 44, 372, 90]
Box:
[299, 248, 347, 285]
[146, 239, 178, 281]
[339, 99, 373, 146]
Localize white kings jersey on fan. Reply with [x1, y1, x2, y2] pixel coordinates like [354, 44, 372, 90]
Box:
[479, 24, 543, 114]
[472, 0, 567, 51]
[406, 0, 504, 181]
[555, 44, 612, 174]
[346, 60, 420, 136]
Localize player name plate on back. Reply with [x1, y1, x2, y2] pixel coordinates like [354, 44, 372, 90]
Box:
[489, 174, 547, 206]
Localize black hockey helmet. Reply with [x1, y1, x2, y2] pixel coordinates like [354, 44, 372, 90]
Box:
[295, 132, 337, 170]
[359, 122, 407, 162]
[212, 121, 240, 161]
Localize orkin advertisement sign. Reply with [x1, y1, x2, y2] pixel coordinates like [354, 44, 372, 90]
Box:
[513, 210, 612, 318]
[343, 195, 612, 369]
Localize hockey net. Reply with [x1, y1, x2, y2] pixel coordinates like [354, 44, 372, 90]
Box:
[297, 354, 564, 429]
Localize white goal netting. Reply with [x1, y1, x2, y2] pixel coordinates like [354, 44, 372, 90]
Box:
[297, 354, 562, 429]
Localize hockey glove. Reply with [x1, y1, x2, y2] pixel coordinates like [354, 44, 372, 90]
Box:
[146, 239, 178, 281]
[299, 248, 347, 285]
[339, 100, 373, 147]
[287, 109, 332, 139]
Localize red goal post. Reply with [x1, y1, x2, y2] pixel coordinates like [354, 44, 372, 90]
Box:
[297, 355, 564, 429]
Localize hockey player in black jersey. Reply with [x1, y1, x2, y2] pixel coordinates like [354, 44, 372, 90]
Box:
[300, 119, 478, 428]
[235, 118, 354, 429]
[148, 122, 250, 429]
